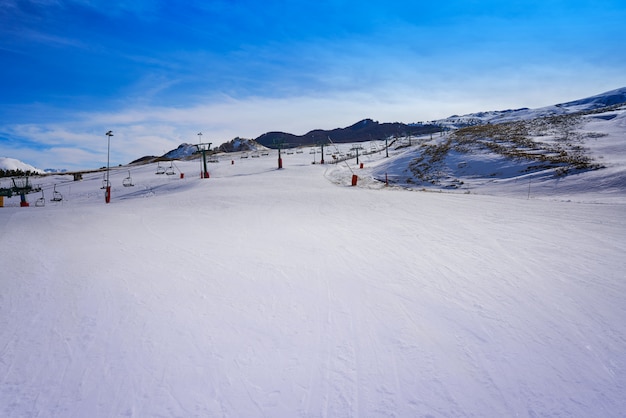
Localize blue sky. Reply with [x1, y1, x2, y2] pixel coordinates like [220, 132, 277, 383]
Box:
[1, 0, 625, 170]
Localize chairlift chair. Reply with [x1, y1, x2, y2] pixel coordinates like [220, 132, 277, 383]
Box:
[101, 174, 108, 189]
[156, 163, 166, 174]
[123, 170, 134, 187]
[51, 184, 63, 202]
[165, 162, 176, 175]
[35, 190, 45, 207]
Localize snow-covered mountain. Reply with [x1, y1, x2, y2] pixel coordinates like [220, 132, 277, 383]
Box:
[162, 143, 198, 159]
[217, 137, 268, 153]
[0, 157, 44, 174]
[437, 87, 626, 128]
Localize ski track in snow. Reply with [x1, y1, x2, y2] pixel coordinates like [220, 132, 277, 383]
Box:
[1, 146, 625, 417]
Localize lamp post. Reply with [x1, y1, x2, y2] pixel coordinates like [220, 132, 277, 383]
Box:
[105, 130, 113, 203]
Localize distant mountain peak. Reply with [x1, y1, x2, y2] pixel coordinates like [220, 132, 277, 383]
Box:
[0, 157, 44, 174]
[217, 137, 266, 153]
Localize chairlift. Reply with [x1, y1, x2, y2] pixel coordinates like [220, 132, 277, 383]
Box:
[296, 149, 304, 154]
[51, 184, 63, 202]
[101, 174, 108, 189]
[251, 152, 260, 158]
[156, 163, 166, 174]
[165, 161, 176, 175]
[123, 170, 134, 187]
[261, 151, 269, 156]
[35, 190, 45, 207]
[241, 153, 248, 159]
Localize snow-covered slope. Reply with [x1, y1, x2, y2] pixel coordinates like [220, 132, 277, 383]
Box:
[1, 143, 625, 417]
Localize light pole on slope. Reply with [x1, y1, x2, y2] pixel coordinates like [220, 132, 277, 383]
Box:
[105, 130, 113, 203]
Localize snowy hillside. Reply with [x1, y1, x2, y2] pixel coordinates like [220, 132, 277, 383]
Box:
[437, 86, 626, 127]
[0, 157, 44, 174]
[371, 101, 626, 203]
[1, 135, 625, 416]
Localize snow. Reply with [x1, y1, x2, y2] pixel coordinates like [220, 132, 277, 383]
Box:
[1, 111, 626, 417]
[436, 87, 626, 127]
[0, 157, 44, 174]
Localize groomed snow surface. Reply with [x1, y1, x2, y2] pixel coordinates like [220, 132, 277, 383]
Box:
[1, 143, 625, 417]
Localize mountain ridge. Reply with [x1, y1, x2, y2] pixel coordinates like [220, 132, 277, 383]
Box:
[254, 119, 441, 149]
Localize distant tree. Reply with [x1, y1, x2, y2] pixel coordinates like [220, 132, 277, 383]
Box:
[0, 169, 35, 178]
